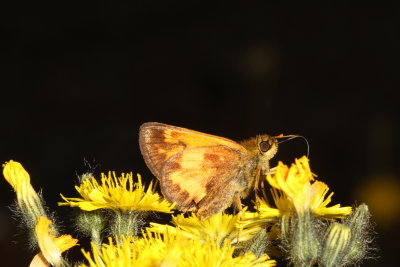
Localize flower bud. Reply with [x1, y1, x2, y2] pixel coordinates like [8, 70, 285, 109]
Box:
[321, 223, 351, 267]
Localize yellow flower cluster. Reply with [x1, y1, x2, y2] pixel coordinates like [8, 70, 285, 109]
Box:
[78, 232, 276, 267]
[3, 156, 358, 267]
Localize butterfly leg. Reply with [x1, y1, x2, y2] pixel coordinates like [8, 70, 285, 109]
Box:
[232, 193, 243, 213]
[232, 193, 244, 245]
[266, 166, 276, 175]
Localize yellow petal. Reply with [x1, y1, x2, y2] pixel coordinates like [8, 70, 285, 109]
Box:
[29, 253, 49, 267]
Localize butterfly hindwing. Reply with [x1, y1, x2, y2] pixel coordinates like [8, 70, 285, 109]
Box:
[160, 145, 244, 211]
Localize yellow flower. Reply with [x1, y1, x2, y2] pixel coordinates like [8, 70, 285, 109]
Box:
[2, 160, 45, 223]
[266, 156, 351, 218]
[59, 172, 175, 213]
[78, 232, 276, 267]
[149, 211, 261, 245]
[34, 216, 78, 267]
[266, 157, 314, 212]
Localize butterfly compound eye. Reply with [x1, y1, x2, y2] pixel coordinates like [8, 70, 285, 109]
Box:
[259, 141, 271, 152]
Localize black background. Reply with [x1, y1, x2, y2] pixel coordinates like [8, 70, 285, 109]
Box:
[1, 2, 399, 266]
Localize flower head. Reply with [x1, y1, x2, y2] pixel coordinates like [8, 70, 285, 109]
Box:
[59, 172, 175, 213]
[266, 157, 314, 213]
[3, 160, 30, 189]
[149, 211, 261, 245]
[2, 160, 46, 228]
[3, 161, 42, 211]
[35, 216, 78, 267]
[266, 156, 351, 218]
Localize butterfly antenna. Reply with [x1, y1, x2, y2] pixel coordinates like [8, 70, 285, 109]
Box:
[277, 135, 310, 157]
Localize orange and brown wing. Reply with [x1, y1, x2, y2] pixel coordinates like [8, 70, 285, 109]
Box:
[160, 145, 244, 211]
[139, 122, 247, 178]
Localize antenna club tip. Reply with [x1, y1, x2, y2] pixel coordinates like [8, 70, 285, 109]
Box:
[274, 134, 300, 139]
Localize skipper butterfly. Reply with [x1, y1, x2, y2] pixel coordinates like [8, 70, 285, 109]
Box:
[139, 122, 292, 220]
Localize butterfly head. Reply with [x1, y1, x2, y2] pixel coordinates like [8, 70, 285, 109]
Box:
[256, 134, 278, 174]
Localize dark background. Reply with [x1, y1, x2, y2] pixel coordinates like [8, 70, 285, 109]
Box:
[1, 2, 399, 266]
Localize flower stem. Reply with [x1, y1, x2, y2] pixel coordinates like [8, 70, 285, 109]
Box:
[111, 211, 142, 240]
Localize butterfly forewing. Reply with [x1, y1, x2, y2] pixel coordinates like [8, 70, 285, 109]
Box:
[139, 122, 247, 177]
